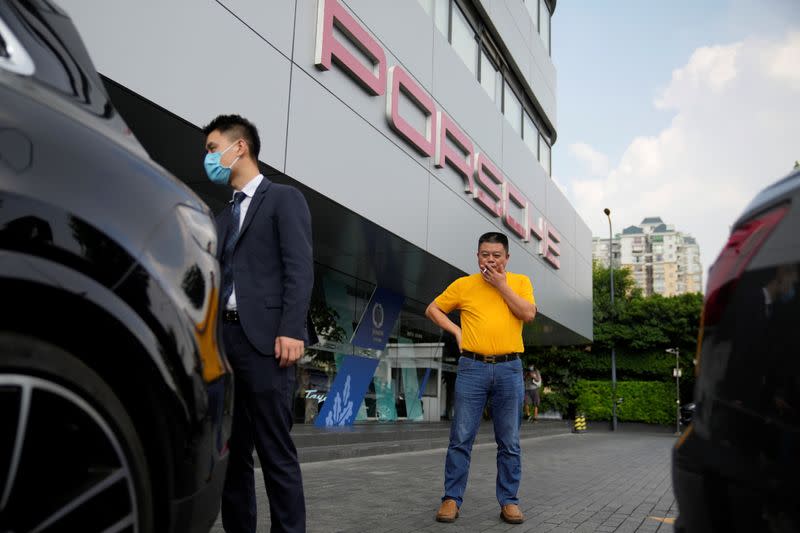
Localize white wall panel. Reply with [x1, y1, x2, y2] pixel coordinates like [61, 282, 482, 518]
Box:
[61, 0, 291, 171]
[219, 0, 297, 58]
[342, 0, 435, 93]
[285, 67, 429, 249]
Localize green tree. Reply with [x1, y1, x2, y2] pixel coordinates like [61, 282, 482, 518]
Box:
[592, 262, 701, 356]
[526, 263, 703, 419]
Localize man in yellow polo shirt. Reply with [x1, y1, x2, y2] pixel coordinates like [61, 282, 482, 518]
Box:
[426, 232, 536, 525]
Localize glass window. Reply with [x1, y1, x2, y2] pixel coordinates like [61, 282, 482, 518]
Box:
[523, 112, 539, 158]
[525, 0, 538, 31]
[539, 134, 551, 175]
[539, 0, 550, 54]
[479, 50, 501, 107]
[450, 5, 477, 75]
[434, 0, 450, 37]
[503, 82, 522, 135]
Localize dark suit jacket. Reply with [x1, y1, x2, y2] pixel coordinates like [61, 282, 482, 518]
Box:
[215, 176, 314, 355]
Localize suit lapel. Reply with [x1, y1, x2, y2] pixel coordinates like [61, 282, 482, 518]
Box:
[237, 176, 272, 245]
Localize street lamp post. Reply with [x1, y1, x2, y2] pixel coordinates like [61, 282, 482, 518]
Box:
[604, 208, 617, 431]
[667, 347, 681, 434]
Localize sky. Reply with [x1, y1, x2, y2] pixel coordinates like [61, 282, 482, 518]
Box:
[551, 0, 800, 284]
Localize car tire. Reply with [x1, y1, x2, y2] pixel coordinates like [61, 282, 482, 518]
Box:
[0, 331, 155, 532]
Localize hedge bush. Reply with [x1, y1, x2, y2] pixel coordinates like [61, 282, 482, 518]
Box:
[574, 380, 674, 425]
[539, 390, 569, 415]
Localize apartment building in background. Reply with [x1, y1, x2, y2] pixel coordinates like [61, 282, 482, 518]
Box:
[593, 217, 703, 296]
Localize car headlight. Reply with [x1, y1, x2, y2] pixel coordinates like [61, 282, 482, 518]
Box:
[0, 15, 35, 76]
[176, 204, 217, 257]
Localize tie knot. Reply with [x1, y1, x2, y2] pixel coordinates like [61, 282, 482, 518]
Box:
[233, 191, 246, 205]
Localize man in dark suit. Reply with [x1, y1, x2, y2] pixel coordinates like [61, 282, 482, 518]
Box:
[203, 114, 313, 533]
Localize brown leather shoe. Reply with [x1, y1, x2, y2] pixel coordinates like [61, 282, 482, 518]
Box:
[436, 499, 459, 522]
[500, 504, 525, 524]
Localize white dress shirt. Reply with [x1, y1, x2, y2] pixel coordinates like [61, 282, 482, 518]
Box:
[226, 173, 264, 310]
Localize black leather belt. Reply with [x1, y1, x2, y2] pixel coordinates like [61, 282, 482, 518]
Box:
[223, 310, 240, 322]
[461, 351, 519, 364]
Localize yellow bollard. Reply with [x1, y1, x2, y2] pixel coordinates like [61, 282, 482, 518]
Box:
[573, 414, 587, 433]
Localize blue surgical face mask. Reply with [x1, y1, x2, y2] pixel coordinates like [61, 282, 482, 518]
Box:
[204, 140, 241, 185]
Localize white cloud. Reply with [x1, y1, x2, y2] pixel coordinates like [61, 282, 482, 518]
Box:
[767, 31, 800, 88]
[569, 142, 611, 177]
[564, 31, 800, 284]
[655, 43, 742, 109]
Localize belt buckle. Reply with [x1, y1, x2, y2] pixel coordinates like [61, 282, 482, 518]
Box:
[484, 354, 496, 364]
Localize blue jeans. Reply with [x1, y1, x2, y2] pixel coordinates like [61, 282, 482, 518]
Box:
[443, 355, 524, 507]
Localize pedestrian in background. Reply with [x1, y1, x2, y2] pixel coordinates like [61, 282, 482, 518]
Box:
[204, 114, 313, 533]
[524, 365, 542, 422]
[425, 232, 536, 525]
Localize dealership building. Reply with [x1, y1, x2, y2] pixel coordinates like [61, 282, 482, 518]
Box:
[62, 0, 592, 423]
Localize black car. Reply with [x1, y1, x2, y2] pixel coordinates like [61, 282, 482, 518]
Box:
[0, 2, 232, 532]
[673, 168, 800, 532]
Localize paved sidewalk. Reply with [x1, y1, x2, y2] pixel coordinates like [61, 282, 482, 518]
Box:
[211, 430, 678, 532]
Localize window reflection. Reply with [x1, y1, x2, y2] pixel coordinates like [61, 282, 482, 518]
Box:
[296, 265, 449, 424]
[451, 5, 477, 75]
[504, 83, 522, 135]
[523, 112, 539, 158]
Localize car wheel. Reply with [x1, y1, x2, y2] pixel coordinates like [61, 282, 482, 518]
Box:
[0, 332, 154, 532]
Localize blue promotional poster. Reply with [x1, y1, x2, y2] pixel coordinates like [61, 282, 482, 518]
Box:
[350, 287, 404, 351]
[315, 355, 380, 428]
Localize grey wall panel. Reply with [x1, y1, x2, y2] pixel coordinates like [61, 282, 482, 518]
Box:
[508, 239, 547, 294]
[575, 252, 593, 301]
[527, 12, 557, 93]
[292, 0, 435, 172]
[285, 67, 429, 249]
[60, 0, 291, 171]
[575, 216, 593, 264]
[546, 178, 577, 252]
[530, 269, 561, 323]
[431, 32, 504, 167]
[505, 0, 534, 61]
[528, 53, 557, 129]
[557, 241, 577, 300]
[219, 0, 296, 58]
[574, 215, 594, 300]
[426, 179, 493, 275]
[343, 0, 435, 92]
[499, 120, 546, 211]
[487, 2, 530, 96]
[292, 0, 388, 135]
[431, 153, 478, 201]
[526, 203, 547, 261]
[569, 292, 593, 341]
[535, 269, 592, 341]
[515, 237, 591, 342]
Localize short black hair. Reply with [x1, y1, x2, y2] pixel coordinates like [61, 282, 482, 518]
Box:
[478, 232, 509, 254]
[202, 114, 261, 161]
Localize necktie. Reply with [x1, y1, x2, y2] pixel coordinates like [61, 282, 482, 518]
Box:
[221, 191, 246, 308]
